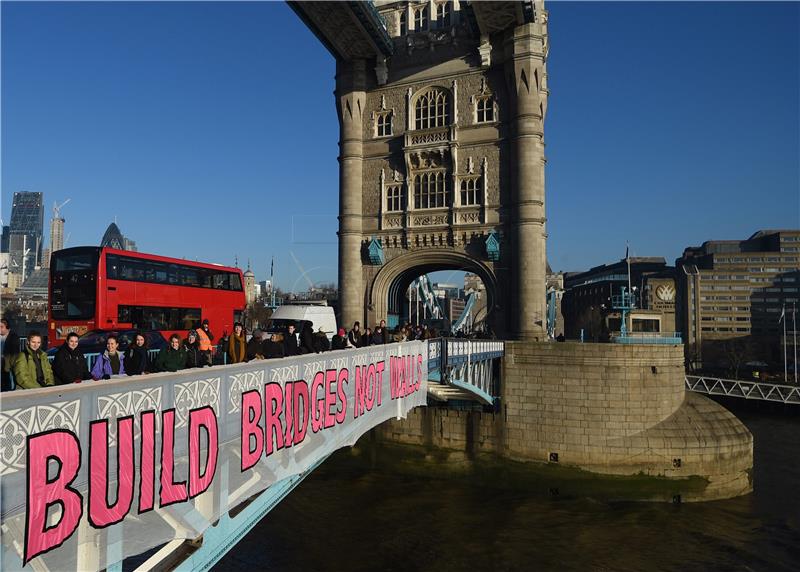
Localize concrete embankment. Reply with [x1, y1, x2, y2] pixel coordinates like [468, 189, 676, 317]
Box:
[376, 342, 753, 501]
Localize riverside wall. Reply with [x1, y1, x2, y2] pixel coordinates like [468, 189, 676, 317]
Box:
[376, 341, 753, 501]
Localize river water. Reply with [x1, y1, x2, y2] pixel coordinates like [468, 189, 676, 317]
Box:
[216, 399, 799, 571]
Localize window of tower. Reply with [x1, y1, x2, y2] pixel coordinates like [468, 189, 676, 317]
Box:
[476, 96, 494, 123]
[414, 88, 449, 130]
[414, 6, 428, 31]
[413, 171, 449, 209]
[399, 10, 407, 35]
[377, 111, 393, 137]
[386, 185, 404, 212]
[460, 177, 482, 206]
[436, 2, 451, 28]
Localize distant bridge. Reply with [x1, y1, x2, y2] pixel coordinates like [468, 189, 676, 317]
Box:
[685, 375, 800, 405]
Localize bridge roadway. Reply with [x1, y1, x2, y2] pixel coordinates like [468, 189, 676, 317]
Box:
[0, 339, 503, 572]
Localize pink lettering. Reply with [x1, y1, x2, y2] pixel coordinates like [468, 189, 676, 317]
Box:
[336, 368, 348, 424]
[324, 370, 337, 429]
[311, 371, 325, 432]
[139, 411, 155, 513]
[88, 417, 135, 528]
[188, 407, 218, 498]
[24, 430, 83, 564]
[293, 380, 310, 444]
[264, 383, 285, 456]
[241, 390, 263, 472]
[375, 361, 385, 406]
[159, 409, 187, 507]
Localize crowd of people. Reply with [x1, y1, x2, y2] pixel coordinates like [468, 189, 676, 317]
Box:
[0, 316, 441, 391]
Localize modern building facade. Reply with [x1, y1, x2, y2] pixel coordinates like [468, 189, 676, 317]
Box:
[8, 191, 44, 282]
[561, 257, 677, 341]
[292, 0, 550, 339]
[676, 229, 800, 368]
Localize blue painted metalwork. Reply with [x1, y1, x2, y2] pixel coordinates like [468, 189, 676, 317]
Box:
[546, 288, 557, 338]
[367, 237, 385, 265]
[485, 232, 500, 261]
[686, 375, 800, 404]
[427, 338, 504, 404]
[611, 287, 636, 338]
[612, 332, 682, 345]
[171, 458, 325, 572]
[451, 292, 477, 333]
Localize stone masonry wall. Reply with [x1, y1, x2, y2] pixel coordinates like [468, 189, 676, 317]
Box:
[377, 341, 753, 500]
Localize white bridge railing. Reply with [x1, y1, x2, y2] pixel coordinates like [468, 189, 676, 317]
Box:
[685, 375, 800, 405]
[1, 342, 428, 571]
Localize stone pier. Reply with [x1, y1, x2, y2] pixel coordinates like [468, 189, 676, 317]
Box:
[377, 342, 753, 501]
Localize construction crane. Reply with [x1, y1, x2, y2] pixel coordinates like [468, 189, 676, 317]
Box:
[53, 198, 71, 220]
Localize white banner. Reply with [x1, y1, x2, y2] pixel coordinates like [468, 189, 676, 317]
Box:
[0, 342, 427, 570]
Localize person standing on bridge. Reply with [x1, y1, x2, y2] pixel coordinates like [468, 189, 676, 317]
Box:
[1, 317, 21, 391]
[91, 335, 126, 380]
[380, 319, 389, 344]
[331, 328, 348, 350]
[361, 327, 373, 347]
[13, 331, 55, 389]
[195, 319, 214, 366]
[227, 322, 247, 364]
[348, 322, 362, 348]
[284, 323, 300, 356]
[156, 334, 187, 372]
[125, 332, 150, 376]
[299, 321, 316, 354]
[246, 329, 266, 361]
[52, 332, 91, 384]
[314, 327, 331, 353]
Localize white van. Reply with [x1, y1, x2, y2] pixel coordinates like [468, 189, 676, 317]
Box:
[263, 303, 338, 341]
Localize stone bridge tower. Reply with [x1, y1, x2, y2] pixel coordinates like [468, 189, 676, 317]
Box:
[291, 1, 549, 339]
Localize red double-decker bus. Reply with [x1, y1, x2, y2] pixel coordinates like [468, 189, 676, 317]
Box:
[48, 246, 245, 345]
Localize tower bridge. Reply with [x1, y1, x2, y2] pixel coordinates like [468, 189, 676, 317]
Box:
[1, 2, 757, 570]
[290, 0, 549, 340]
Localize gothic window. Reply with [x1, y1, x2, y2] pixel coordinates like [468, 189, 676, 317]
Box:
[414, 6, 428, 31]
[413, 171, 449, 209]
[386, 185, 404, 212]
[414, 88, 449, 130]
[399, 10, 407, 35]
[476, 96, 494, 123]
[376, 111, 393, 137]
[435, 2, 451, 28]
[460, 177, 482, 206]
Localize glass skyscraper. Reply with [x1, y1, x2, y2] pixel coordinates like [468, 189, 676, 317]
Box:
[9, 191, 44, 281]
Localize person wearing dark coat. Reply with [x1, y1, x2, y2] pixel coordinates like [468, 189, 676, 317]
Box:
[379, 320, 389, 344]
[155, 335, 187, 372]
[52, 333, 91, 385]
[125, 332, 150, 376]
[1, 318, 21, 391]
[183, 331, 204, 368]
[313, 328, 330, 353]
[247, 330, 266, 361]
[331, 328, 348, 351]
[361, 328, 373, 347]
[372, 326, 387, 346]
[347, 322, 361, 348]
[263, 333, 285, 359]
[299, 321, 316, 354]
[283, 323, 300, 357]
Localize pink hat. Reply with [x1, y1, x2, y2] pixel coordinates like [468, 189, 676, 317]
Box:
[338, 328, 346, 337]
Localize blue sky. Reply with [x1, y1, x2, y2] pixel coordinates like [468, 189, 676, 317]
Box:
[2, 1, 798, 290]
